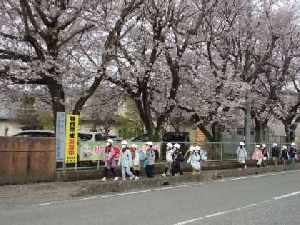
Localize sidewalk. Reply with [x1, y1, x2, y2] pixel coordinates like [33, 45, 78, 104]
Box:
[1, 163, 299, 205]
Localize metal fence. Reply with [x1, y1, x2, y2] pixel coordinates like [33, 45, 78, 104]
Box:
[57, 141, 295, 171]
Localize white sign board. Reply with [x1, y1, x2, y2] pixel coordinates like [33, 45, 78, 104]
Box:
[56, 112, 66, 161]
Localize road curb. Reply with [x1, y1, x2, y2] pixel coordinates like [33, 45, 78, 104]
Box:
[71, 164, 300, 197]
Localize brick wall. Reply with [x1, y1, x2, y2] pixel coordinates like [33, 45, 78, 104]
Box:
[0, 137, 55, 185]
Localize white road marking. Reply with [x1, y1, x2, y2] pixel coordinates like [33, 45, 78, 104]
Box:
[174, 184, 189, 188]
[174, 203, 258, 225]
[80, 196, 97, 201]
[174, 191, 300, 225]
[154, 187, 174, 191]
[230, 177, 246, 181]
[116, 191, 140, 196]
[175, 217, 203, 225]
[38, 202, 56, 206]
[32, 170, 300, 207]
[274, 191, 300, 200]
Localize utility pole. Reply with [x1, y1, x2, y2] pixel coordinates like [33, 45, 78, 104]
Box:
[245, 88, 251, 155]
[244, 1, 252, 154]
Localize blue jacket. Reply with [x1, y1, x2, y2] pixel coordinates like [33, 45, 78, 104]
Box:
[289, 147, 297, 158]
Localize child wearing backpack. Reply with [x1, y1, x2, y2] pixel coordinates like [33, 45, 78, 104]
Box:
[280, 145, 288, 170]
[145, 141, 156, 178]
[131, 144, 141, 180]
[187, 147, 201, 175]
[118, 140, 136, 181]
[162, 143, 173, 177]
[171, 143, 183, 176]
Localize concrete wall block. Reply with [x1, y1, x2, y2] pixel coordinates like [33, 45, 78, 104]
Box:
[0, 137, 55, 184]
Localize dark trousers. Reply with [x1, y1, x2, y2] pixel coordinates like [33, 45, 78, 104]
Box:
[172, 162, 180, 176]
[103, 167, 117, 177]
[145, 165, 154, 178]
[130, 168, 140, 177]
[135, 170, 140, 177]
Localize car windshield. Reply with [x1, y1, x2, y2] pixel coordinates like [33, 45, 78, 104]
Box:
[78, 133, 93, 141]
[95, 134, 104, 141]
[13, 131, 55, 137]
[162, 133, 189, 142]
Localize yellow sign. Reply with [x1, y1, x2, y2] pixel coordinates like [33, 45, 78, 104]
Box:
[65, 114, 79, 163]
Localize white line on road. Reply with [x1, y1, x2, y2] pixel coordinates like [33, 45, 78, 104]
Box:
[32, 170, 300, 207]
[174, 191, 300, 225]
[274, 191, 300, 200]
[154, 187, 174, 191]
[174, 203, 258, 225]
[175, 217, 203, 225]
[80, 196, 97, 201]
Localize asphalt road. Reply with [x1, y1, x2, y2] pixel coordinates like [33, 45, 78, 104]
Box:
[1, 170, 300, 225]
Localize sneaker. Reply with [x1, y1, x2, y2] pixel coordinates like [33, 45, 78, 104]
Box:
[114, 177, 119, 181]
[161, 173, 166, 177]
[175, 173, 179, 176]
[130, 177, 134, 180]
[101, 177, 106, 182]
[135, 176, 140, 180]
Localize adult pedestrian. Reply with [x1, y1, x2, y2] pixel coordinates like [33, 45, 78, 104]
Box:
[280, 145, 288, 170]
[271, 143, 280, 166]
[145, 141, 156, 178]
[162, 143, 173, 177]
[131, 144, 141, 180]
[236, 142, 247, 170]
[252, 144, 263, 167]
[118, 140, 136, 181]
[101, 139, 119, 182]
[289, 142, 298, 168]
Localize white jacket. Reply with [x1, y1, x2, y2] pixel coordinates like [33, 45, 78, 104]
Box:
[166, 150, 173, 162]
[118, 149, 133, 167]
[133, 150, 140, 166]
[236, 147, 247, 163]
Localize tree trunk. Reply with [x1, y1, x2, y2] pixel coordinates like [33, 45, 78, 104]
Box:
[197, 123, 222, 142]
[285, 123, 296, 143]
[134, 98, 155, 139]
[254, 118, 268, 143]
[211, 123, 223, 142]
[47, 79, 66, 129]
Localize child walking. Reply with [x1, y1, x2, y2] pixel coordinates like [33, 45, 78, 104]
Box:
[131, 144, 141, 180]
[162, 143, 173, 177]
[118, 140, 136, 181]
[101, 139, 119, 182]
[187, 147, 201, 175]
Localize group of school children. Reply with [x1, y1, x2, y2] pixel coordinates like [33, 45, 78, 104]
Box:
[237, 141, 298, 170]
[101, 138, 208, 181]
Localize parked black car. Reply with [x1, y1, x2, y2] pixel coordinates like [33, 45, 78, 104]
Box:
[13, 130, 55, 137]
[161, 132, 191, 159]
[131, 133, 150, 142]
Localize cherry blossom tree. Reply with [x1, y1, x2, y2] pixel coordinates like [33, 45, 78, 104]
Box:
[0, 0, 143, 126]
[105, 0, 218, 140]
[80, 82, 124, 134]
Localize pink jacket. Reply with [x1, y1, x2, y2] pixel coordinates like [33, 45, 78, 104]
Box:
[104, 146, 116, 168]
[252, 149, 263, 161]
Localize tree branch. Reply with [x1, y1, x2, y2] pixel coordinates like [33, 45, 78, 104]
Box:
[58, 24, 95, 48]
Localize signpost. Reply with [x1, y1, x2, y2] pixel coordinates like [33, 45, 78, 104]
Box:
[55, 112, 66, 162]
[65, 114, 79, 164]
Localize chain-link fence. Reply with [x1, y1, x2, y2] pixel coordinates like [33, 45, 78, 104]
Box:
[57, 141, 296, 170]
